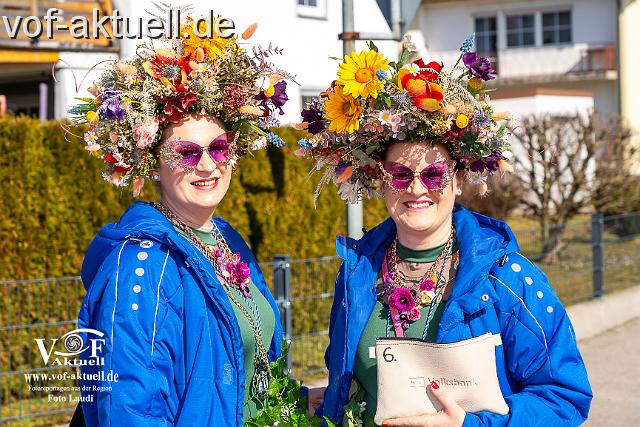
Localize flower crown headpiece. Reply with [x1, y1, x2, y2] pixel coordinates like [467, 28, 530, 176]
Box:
[296, 35, 513, 203]
[69, 13, 294, 196]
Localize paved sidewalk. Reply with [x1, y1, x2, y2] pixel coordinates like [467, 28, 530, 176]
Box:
[303, 317, 640, 425]
[581, 316, 640, 426]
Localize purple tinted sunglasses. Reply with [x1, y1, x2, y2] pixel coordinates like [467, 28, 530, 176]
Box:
[159, 131, 237, 171]
[383, 160, 454, 191]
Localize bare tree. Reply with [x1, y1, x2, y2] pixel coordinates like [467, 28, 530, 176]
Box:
[458, 173, 524, 220]
[511, 112, 635, 264]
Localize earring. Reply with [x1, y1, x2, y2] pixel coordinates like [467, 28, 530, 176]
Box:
[151, 172, 159, 181]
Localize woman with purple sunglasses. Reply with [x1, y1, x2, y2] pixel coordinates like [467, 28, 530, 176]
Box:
[70, 21, 300, 426]
[298, 39, 591, 426]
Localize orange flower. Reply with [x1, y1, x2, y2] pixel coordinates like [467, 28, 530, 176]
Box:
[242, 23, 258, 40]
[337, 166, 353, 183]
[400, 73, 444, 112]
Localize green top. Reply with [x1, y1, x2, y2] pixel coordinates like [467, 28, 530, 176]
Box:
[354, 299, 446, 419]
[396, 241, 447, 263]
[353, 242, 457, 421]
[397, 240, 459, 263]
[175, 226, 275, 420]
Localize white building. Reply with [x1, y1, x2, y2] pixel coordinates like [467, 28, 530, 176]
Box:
[3, 0, 638, 150]
[407, 0, 640, 146]
[0, 0, 395, 125]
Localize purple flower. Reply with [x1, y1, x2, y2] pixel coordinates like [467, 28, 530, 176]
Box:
[389, 288, 416, 312]
[235, 260, 251, 284]
[301, 105, 325, 135]
[256, 81, 289, 115]
[419, 279, 435, 292]
[463, 52, 495, 81]
[383, 272, 394, 286]
[470, 152, 506, 173]
[102, 94, 124, 121]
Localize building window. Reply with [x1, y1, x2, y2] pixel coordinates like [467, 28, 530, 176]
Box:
[506, 14, 535, 47]
[542, 11, 572, 45]
[297, 0, 326, 19]
[474, 16, 498, 73]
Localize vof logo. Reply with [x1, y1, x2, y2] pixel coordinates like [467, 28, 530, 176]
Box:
[35, 328, 105, 366]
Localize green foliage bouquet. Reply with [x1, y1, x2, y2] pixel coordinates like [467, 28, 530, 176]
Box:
[245, 342, 336, 427]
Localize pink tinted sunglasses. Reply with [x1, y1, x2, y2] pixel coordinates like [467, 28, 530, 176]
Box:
[158, 131, 238, 171]
[383, 160, 454, 192]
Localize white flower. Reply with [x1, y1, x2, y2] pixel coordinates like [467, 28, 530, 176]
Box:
[251, 136, 267, 150]
[337, 179, 362, 204]
[402, 35, 417, 51]
[133, 117, 159, 148]
[378, 110, 402, 133]
[84, 130, 98, 144]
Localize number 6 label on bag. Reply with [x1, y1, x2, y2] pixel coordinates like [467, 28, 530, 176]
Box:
[383, 347, 396, 362]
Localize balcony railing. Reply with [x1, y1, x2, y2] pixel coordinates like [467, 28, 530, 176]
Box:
[0, 0, 115, 51]
[428, 42, 616, 82]
[572, 44, 616, 73]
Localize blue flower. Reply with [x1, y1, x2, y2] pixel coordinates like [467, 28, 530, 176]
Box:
[266, 132, 286, 148]
[392, 92, 411, 108]
[376, 69, 388, 80]
[460, 33, 475, 53]
[68, 106, 82, 115]
[474, 110, 491, 128]
[298, 138, 312, 148]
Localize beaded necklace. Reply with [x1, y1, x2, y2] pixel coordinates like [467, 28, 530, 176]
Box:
[153, 202, 272, 398]
[379, 226, 458, 338]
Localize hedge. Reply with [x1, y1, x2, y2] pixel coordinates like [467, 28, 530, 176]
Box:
[0, 116, 390, 281]
[0, 116, 393, 404]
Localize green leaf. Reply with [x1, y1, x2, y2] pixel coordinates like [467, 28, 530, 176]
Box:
[366, 40, 379, 52]
[378, 92, 391, 109]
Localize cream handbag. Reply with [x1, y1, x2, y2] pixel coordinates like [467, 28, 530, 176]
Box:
[372, 333, 509, 424]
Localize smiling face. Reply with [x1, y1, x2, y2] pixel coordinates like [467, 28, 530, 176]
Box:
[382, 141, 463, 248]
[156, 114, 232, 228]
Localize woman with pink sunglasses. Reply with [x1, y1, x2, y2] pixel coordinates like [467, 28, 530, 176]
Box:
[299, 39, 591, 426]
[70, 21, 297, 426]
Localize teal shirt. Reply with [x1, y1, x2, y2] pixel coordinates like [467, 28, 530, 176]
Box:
[353, 241, 457, 421]
[353, 299, 446, 419]
[175, 226, 275, 420]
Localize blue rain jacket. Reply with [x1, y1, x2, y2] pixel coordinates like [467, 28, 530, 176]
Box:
[77, 201, 282, 426]
[321, 205, 592, 426]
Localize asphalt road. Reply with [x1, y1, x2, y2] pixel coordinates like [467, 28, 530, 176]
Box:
[581, 316, 640, 426]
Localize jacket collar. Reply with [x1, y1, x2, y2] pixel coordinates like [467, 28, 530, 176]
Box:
[337, 204, 519, 315]
[82, 201, 238, 287]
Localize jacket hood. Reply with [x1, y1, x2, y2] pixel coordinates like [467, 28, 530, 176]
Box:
[336, 204, 520, 309]
[81, 201, 221, 289]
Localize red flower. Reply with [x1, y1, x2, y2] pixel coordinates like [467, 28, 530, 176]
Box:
[159, 93, 199, 123]
[113, 165, 131, 173]
[142, 49, 191, 92]
[407, 308, 421, 322]
[412, 58, 443, 82]
[399, 59, 445, 112]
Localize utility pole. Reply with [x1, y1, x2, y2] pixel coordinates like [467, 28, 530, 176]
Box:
[341, 0, 364, 239]
[340, 0, 407, 238]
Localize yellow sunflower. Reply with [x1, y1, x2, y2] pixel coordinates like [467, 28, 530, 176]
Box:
[324, 86, 363, 134]
[337, 50, 389, 99]
[180, 17, 234, 59]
